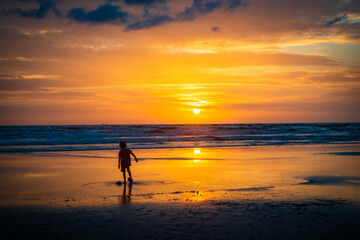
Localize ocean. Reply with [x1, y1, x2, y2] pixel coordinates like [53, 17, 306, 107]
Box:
[1, 123, 359, 153]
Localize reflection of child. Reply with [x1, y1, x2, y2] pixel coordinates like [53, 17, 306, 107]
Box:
[118, 141, 138, 183]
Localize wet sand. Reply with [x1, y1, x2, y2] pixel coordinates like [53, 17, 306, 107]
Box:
[0, 144, 360, 239]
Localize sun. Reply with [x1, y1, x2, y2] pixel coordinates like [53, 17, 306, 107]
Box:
[193, 108, 201, 114]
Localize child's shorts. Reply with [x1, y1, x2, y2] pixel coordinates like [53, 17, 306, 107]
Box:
[121, 166, 129, 172]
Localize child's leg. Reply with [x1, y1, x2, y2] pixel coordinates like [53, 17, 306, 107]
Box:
[127, 167, 132, 181]
[122, 170, 126, 182]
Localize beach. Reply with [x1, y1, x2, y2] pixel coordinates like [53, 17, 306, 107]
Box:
[1, 143, 360, 239]
[1, 0, 360, 238]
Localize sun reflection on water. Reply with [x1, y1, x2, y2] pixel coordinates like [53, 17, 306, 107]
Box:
[193, 148, 202, 163]
[194, 149, 201, 154]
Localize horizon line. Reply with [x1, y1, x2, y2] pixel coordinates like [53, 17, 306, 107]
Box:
[1, 121, 359, 127]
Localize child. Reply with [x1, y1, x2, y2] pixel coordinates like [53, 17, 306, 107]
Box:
[118, 141, 138, 183]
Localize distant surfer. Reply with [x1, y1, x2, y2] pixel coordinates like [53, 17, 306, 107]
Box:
[117, 141, 138, 184]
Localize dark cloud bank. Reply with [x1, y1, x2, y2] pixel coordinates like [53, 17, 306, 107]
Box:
[2, 0, 360, 33]
[67, 4, 128, 24]
[1, 0, 247, 30]
[2, 0, 60, 18]
[67, 0, 247, 31]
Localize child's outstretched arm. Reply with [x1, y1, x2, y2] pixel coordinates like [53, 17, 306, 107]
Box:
[131, 152, 138, 162]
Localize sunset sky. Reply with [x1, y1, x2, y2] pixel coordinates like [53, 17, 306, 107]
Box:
[0, 0, 359, 125]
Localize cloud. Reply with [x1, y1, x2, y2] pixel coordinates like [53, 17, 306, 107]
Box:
[227, 0, 247, 11]
[0, 0, 247, 31]
[67, 4, 128, 24]
[125, 14, 172, 30]
[326, 14, 347, 26]
[66, 1, 171, 28]
[211, 26, 220, 32]
[124, 0, 166, 5]
[125, 0, 246, 31]
[64, 0, 247, 30]
[307, 72, 360, 83]
[0, 78, 62, 91]
[224, 100, 360, 114]
[176, 0, 223, 21]
[4, 0, 60, 18]
[70, 41, 124, 51]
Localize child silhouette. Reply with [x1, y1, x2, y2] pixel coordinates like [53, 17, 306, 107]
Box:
[118, 141, 138, 184]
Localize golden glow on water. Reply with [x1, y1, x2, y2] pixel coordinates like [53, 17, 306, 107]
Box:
[23, 173, 62, 178]
[0, 144, 360, 206]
